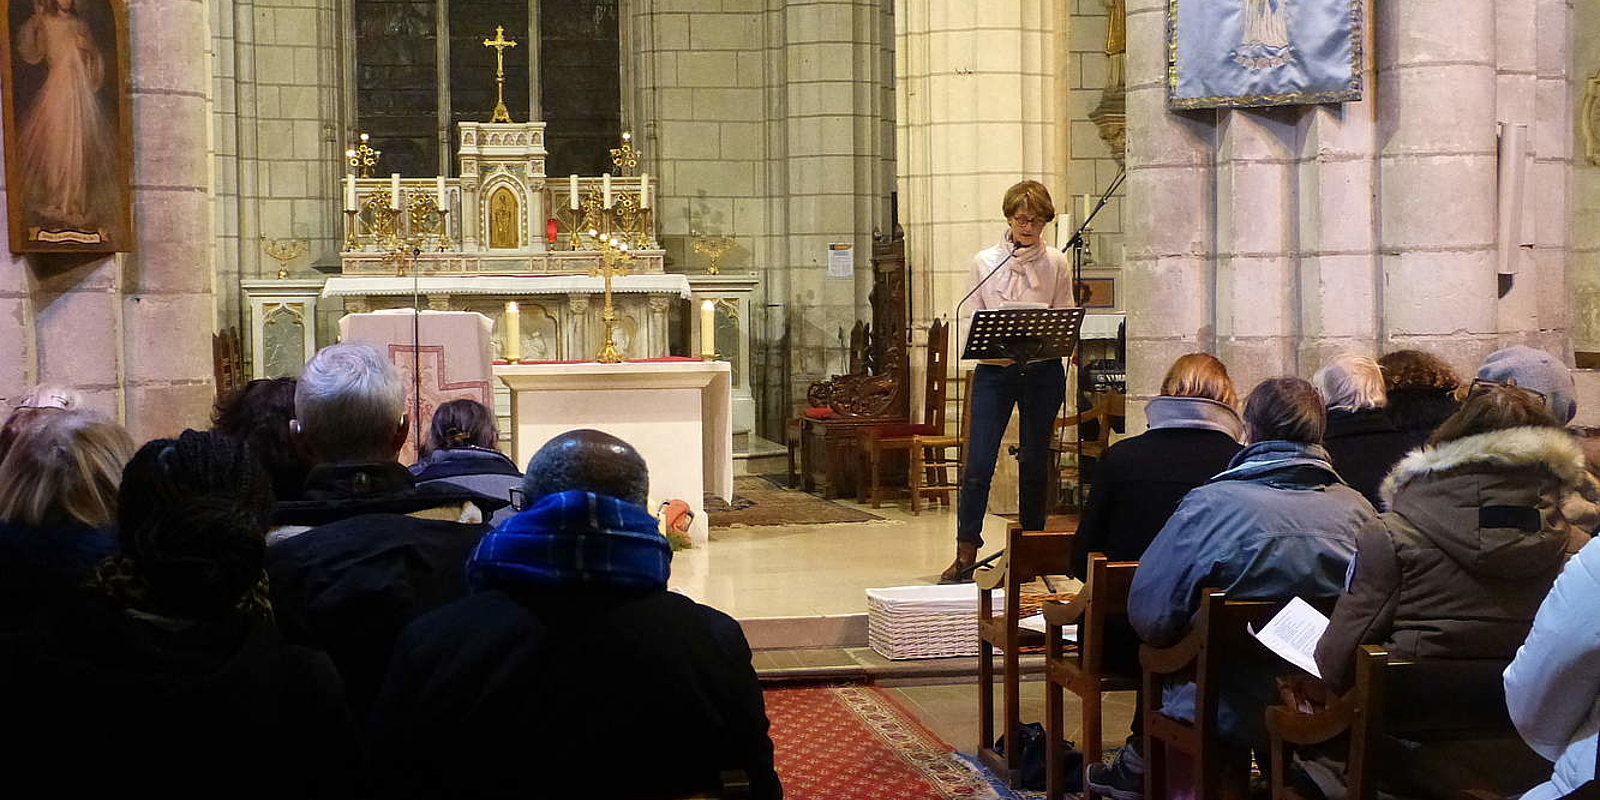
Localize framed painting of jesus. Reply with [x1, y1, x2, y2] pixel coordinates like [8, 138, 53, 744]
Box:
[0, 0, 133, 253]
[1168, 0, 1363, 110]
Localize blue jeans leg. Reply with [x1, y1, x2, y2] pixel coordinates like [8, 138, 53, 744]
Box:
[1015, 359, 1066, 531]
[956, 364, 1017, 547]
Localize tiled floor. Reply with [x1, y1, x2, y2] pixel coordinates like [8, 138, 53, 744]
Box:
[669, 492, 1014, 618]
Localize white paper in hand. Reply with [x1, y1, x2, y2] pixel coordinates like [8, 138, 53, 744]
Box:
[1248, 597, 1330, 678]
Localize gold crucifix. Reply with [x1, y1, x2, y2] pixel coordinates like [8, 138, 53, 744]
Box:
[588, 232, 634, 363]
[483, 25, 518, 123]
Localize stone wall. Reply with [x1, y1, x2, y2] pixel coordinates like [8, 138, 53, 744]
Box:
[1573, 0, 1600, 354]
[1122, 0, 1573, 428]
[1067, 0, 1124, 303]
[0, 0, 217, 441]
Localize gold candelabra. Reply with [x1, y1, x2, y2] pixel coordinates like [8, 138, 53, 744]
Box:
[483, 26, 518, 123]
[691, 231, 735, 275]
[262, 236, 309, 279]
[610, 130, 639, 174]
[376, 194, 452, 276]
[587, 231, 634, 364]
[345, 133, 380, 178]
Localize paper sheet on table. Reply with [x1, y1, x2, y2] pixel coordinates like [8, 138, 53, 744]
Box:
[1018, 614, 1078, 642]
[1248, 597, 1329, 678]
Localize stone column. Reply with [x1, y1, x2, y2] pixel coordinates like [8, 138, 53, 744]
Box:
[1527, 0, 1573, 357]
[1121, 0, 1215, 428]
[1495, 0, 1542, 346]
[1377, 0, 1499, 374]
[121, 0, 218, 440]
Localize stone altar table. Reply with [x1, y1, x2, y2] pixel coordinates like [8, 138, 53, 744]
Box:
[496, 360, 733, 547]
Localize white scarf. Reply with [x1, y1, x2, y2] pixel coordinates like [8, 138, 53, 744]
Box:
[987, 232, 1047, 302]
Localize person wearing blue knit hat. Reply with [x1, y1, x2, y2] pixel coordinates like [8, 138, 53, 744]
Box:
[1477, 345, 1578, 424]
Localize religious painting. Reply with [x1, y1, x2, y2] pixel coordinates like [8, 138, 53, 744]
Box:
[488, 186, 519, 249]
[0, 0, 133, 252]
[1077, 277, 1116, 309]
[1167, 0, 1362, 110]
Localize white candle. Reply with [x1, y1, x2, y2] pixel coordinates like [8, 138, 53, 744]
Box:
[639, 173, 650, 209]
[390, 173, 401, 211]
[345, 174, 357, 211]
[504, 301, 522, 362]
[603, 173, 613, 208]
[569, 174, 580, 210]
[1080, 193, 1092, 223]
[699, 300, 716, 358]
[435, 176, 447, 209]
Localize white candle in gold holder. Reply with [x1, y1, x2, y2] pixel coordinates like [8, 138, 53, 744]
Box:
[390, 173, 401, 210]
[639, 173, 650, 209]
[504, 301, 522, 362]
[602, 173, 613, 208]
[568, 174, 580, 210]
[699, 300, 716, 359]
[345, 174, 357, 211]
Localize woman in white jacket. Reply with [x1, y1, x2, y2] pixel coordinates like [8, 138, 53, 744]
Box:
[1506, 535, 1600, 799]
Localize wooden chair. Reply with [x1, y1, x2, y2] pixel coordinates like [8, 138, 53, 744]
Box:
[1042, 553, 1141, 800]
[977, 520, 1079, 787]
[1267, 647, 1537, 800]
[908, 370, 973, 514]
[1055, 389, 1126, 509]
[857, 319, 950, 509]
[1140, 589, 1280, 800]
[212, 326, 245, 401]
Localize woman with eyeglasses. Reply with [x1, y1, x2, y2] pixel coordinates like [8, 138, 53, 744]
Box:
[1309, 382, 1580, 796]
[942, 180, 1074, 583]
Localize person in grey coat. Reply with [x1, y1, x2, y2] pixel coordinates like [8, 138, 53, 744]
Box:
[409, 398, 522, 525]
[1128, 377, 1374, 760]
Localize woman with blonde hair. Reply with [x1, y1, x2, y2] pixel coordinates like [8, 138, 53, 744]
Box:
[1078, 352, 1245, 796]
[1312, 353, 1412, 507]
[0, 409, 133, 625]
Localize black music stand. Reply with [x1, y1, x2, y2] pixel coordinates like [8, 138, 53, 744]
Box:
[961, 307, 1086, 363]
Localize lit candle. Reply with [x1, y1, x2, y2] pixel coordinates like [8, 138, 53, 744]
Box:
[699, 300, 716, 359]
[504, 301, 522, 362]
[345, 174, 357, 211]
[603, 172, 613, 208]
[390, 173, 401, 211]
[569, 174, 580, 210]
[640, 173, 650, 209]
[435, 176, 447, 209]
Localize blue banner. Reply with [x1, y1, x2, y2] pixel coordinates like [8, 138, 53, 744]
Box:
[1168, 0, 1362, 110]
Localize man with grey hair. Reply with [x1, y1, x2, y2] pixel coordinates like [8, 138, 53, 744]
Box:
[368, 429, 782, 800]
[266, 343, 503, 714]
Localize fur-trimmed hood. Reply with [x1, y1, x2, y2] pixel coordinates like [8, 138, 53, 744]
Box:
[1379, 426, 1587, 579]
[1380, 426, 1587, 507]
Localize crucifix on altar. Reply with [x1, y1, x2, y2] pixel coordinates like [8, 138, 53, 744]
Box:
[484, 25, 518, 123]
[587, 231, 635, 363]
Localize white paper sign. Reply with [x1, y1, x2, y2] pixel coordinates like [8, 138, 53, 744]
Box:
[827, 243, 854, 278]
[1248, 596, 1330, 678]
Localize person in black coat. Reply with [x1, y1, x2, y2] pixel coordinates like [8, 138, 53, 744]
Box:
[1080, 353, 1244, 798]
[0, 430, 356, 799]
[368, 429, 782, 800]
[266, 344, 501, 715]
[1312, 354, 1412, 508]
[1378, 349, 1461, 451]
[409, 397, 523, 525]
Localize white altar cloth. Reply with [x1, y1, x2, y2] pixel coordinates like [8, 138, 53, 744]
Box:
[495, 360, 733, 546]
[321, 273, 693, 300]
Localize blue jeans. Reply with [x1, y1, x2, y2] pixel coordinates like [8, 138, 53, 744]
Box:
[956, 359, 1066, 547]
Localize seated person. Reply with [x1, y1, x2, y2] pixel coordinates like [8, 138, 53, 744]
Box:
[1313, 382, 1573, 797]
[1506, 535, 1600, 800]
[0, 409, 132, 628]
[409, 398, 522, 525]
[1129, 377, 1374, 773]
[368, 429, 782, 800]
[1377, 349, 1460, 451]
[212, 377, 312, 502]
[0, 430, 355, 798]
[1312, 354, 1413, 508]
[1079, 352, 1244, 798]
[266, 343, 500, 713]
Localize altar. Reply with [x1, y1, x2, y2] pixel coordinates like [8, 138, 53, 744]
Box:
[496, 360, 733, 547]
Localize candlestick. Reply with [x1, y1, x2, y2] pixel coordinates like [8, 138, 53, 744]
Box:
[435, 176, 447, 210]
[639, 173, 650, 209]
[568, 174, 579, 210]
[345, 174, 357, 212]
[504, 301, 522, 362]
[390, 173, 401, 211]
[699, 300, 716, 359]
[1080, 193, 1092, 224]
[603, 173, 613, 208]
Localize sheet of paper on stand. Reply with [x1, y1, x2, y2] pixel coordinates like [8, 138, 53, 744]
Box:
[1017, 615, 1079, 641]
[1248, 596, 1330, 678]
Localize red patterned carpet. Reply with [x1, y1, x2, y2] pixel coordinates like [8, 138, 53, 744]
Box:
[765, 685, 999, 800]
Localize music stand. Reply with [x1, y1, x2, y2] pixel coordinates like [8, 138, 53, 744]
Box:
[961, 307, 1086, 363]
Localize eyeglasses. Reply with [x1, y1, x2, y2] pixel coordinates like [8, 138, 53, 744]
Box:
[1464, 377, 1547, 405]
[1009, 216, 1047, 228]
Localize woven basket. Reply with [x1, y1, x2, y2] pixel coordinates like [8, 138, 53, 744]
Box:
[866, 584, 984, 660]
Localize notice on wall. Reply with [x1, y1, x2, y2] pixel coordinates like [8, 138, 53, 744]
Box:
[827, 243, 854, 278]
